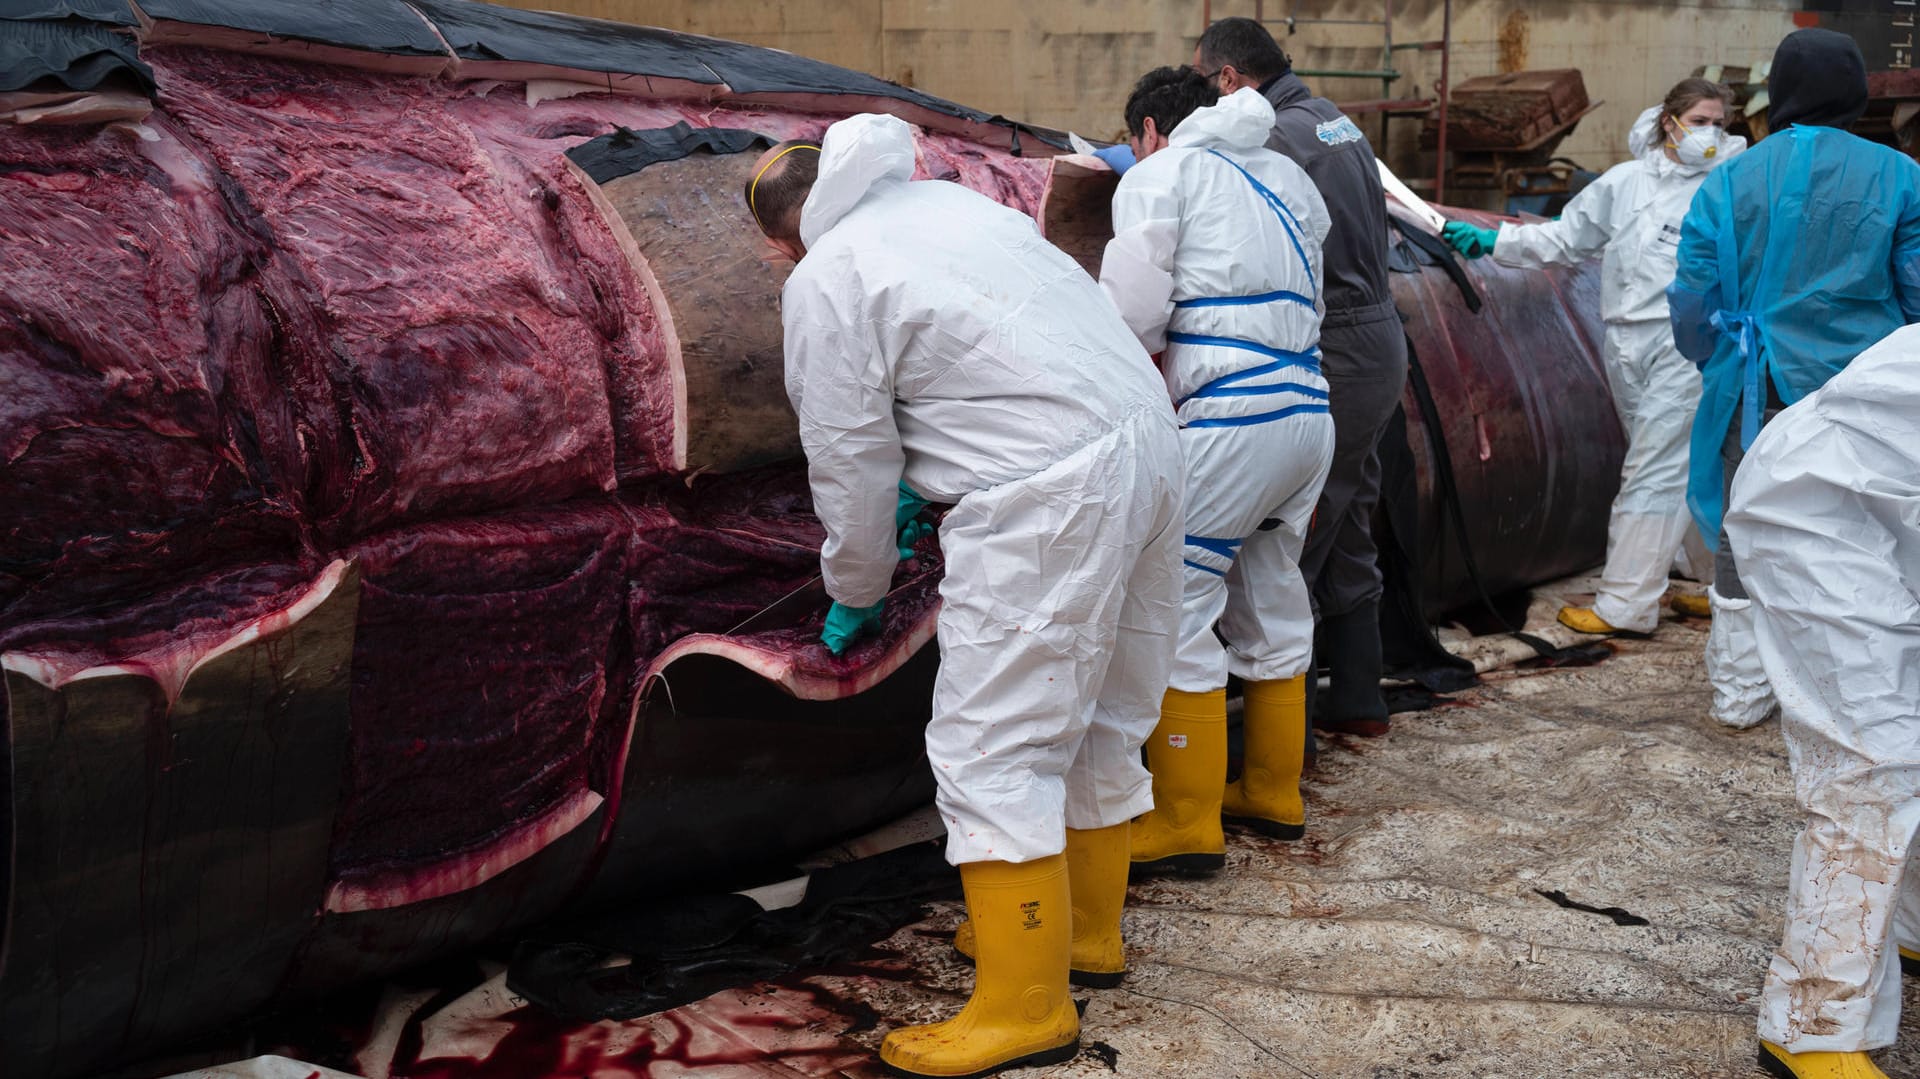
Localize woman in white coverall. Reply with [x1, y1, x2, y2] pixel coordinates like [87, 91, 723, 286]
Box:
[1724, 323, 1920, 1079]
[1099, 70, 1334, 872]
[1443, 77, 1742, 638]
[745, 114, 1184, 1078]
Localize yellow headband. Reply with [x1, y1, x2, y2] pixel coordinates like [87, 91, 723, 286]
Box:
[748, 143, 822, 232]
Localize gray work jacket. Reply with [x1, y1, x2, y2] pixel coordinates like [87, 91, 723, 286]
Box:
[1261, 73, 1397, 329]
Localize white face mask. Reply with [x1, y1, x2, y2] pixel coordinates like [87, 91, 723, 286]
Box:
[1669, 120, 1727, 167]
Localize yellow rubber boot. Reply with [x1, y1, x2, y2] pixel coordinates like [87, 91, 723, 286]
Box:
[1063, 822, 1128, 985]
[882, 856, 1079, 1078]
[951, 823, 1130, 988]
[1757, 1040, 1889, 1078]
[1670, 592, 1713, 619]
[1222, 675, 1308, 840]
[1129, 688, 1227, 877]
[1557, 605, 1654, 638]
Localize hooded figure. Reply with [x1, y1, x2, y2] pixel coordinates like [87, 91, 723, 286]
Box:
[1727, 324, 1920, 1079]
[1667, 29, 1920, 745]
[1768, 25, 1871, 131]
[1100, 76, 1336, 867]
[1443, 78, 1742, 642]
[748, 112, 1185, 1078]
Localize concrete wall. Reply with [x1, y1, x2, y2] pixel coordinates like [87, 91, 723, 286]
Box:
[506, 0, 1799, 175]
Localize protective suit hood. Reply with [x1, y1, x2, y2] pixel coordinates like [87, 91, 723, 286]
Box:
[1626, 103, 1745, 176]
[1769, 27, 1868, 131]
[1627, 105, 1663, 160]
[798, 113, 917, 249]
[1168, 87, 1279, 153]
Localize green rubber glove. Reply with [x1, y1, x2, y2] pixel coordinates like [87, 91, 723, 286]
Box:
[895, 482, 933, 560]
[822, 600, 885, 655]
[1441, 221, 1498, 259]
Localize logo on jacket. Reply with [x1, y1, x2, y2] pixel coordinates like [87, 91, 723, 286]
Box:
[1315, 117, 1365, 146]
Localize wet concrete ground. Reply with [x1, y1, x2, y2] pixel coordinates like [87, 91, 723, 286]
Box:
[187, 582, 1920, 1079]
[794, 595, 1920, 1079]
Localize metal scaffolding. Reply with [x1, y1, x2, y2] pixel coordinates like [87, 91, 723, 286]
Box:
[1197, 0, 1453, 199]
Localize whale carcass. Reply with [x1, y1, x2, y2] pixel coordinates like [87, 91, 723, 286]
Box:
[0, 2, 1622, 1075]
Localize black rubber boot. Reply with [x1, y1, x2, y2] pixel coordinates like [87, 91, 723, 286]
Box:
[1301, 652, 1319, 772]
[1315, 601, 1390, 737]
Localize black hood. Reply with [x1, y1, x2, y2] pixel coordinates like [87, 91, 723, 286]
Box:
[1769, 27, 1868, 130]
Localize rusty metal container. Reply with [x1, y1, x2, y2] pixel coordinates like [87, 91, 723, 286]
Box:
[1424, 69, 1597, 152]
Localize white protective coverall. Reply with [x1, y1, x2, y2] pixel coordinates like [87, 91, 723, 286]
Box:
[1100, 87, 1335, 694]
[1726, 323, 1920, 1053]
[782, 114, 1185, 866]
[1491, 107, 1742, 635]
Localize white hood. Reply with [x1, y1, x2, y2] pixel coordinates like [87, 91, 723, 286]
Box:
[1168, 87, 1278, 153]
[1627, 105, 1665, 160]
[1628, 103, 1747, 176]
[799, 113, 917, 249]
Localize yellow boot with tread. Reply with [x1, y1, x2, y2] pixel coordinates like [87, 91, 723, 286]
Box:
[882, 856, 1079, 1078]
[1222, 675, 1308, 840]
[1557, 605, 1650, 638]
[1670, 592, 1712, 619]
[1129, 688, 1228, 876]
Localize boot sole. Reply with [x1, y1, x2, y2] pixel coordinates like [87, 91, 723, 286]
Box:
[1756, 1043, 1802, 1079]
[881, 1037, 1081, 1079]
[1069, 967, 1125, 989]
[949, 944, 1125, 989]
[1223, 814, 1305, 841]
[1128, 852, 1225, 877]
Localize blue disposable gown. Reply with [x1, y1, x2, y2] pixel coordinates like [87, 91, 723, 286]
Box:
[1668, 124, 1920, 543]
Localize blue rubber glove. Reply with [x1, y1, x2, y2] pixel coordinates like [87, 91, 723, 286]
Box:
[895, 482, 932, 560]
[1092, 143, 1136, 176]
[822, 600, 885, 656]
[1441, 221, 1498, 259]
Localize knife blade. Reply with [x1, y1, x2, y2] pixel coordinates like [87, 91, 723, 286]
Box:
[721, 574, 829, 637]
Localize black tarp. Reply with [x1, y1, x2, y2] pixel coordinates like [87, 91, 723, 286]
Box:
[406, 0, 719, 82]
[134, 0, 450, 58]
[507, 841, 960, 1023]
[0, 16, 150, 93]
[407, 0, 1008, 116]
[2, 0, 1063, 149]
[404, 0, 1063, 148]
[0, 2, 135, 25]
[565, 122, 770, 186]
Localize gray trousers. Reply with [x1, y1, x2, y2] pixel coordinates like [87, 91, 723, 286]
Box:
[1299, 306, 1409, 619]
[1714, 405, 1783, 599]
